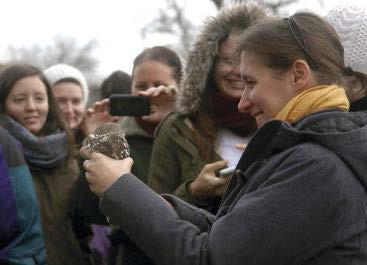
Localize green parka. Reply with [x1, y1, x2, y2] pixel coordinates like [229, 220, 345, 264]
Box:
[147, 3, 266, 211]
[148, 113, 222, 209]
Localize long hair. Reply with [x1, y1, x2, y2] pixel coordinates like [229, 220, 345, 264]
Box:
[0, 64, 75, 157]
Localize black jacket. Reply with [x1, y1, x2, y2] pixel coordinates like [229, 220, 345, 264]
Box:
[350, 96, 367, 112]
[100, 110, 367, 265]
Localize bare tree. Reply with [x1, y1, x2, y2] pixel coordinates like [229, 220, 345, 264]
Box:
[5, 35, 100, 105]
[141, 0, 300, 55]
[260, 0, 298, 14]
[214, 0, 299, 14]
[5, 35, 99, 80]
[141, 0, 194, 55]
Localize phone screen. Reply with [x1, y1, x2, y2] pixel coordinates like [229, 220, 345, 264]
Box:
[109, 94, 151, 116]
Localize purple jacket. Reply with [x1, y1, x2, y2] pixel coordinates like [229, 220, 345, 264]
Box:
[0, 127, 46, 264]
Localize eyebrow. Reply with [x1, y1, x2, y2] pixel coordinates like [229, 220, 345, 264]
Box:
[57, 96, 81, 100]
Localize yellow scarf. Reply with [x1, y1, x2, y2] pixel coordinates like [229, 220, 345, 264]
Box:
[276, 85, 349, 123]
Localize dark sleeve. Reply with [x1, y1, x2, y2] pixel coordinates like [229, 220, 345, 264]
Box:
[162, 194, 215, 231]
[100, 145, 355, 265]
[100, 174, 212, 265]
[71, 157, 107, 226]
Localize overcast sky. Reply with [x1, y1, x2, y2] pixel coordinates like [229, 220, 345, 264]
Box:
[1, 0, 366, 78]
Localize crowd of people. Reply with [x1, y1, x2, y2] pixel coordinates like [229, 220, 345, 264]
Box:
[1, 3, 367, 265]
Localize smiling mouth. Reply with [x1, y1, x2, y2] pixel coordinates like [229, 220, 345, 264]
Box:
[230, 81, 245, 89]
[24, 116, 39, 122]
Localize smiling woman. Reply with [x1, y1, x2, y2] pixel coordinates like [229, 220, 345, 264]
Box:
[238, 51, 305, 127]
[44, 64, 89, 130]
[0, 64, 89, 265]
[147, 3, 265, 214]
[236, 12, 348, 127]
[4, 75, 49, 135]
[81, 9, 367, 265]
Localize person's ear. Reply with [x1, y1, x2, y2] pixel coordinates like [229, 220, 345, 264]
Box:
[291, 60, 312, 92]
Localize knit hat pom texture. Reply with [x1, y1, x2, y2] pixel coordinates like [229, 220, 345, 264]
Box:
[44, 64, 89, 105]
[325, 5, 367, 75]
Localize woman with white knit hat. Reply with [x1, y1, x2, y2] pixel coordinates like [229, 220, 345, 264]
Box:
[325, 5, 367, 111]
[44, 64, 113, 265]
[44, 63, 89, 131]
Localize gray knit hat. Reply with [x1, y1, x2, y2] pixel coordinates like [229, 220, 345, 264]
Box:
[44, 64, 89, 105]
[325, 5, 367, 75]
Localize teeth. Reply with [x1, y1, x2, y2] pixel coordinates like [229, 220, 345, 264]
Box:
[232, 81, 244, 88]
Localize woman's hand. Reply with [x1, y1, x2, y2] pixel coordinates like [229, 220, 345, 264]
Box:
[188, 160, 231, 200]
[80, 147, 133, 196]
[236, 143, 247, 150]
[139, 85, 178, 98]
[138, 85, 178, 122]
[83, 99, 120, 135]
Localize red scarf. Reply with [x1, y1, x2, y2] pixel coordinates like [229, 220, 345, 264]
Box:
[208, 90, 257, 137]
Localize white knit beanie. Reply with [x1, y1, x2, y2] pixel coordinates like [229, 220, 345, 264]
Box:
[44, 64, 89, 105]
[324, 5, 367, 75]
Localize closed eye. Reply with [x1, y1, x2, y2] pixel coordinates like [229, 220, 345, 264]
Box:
[14, 97, 25, 103]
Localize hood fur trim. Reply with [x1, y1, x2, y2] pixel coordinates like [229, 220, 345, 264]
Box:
[176, 2, 267, 117]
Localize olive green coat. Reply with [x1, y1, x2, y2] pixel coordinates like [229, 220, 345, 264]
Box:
[31, 159, 88, 265]
[148, 113, 222, 210]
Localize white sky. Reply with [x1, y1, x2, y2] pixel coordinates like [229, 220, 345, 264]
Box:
[1, 0, 366, 79]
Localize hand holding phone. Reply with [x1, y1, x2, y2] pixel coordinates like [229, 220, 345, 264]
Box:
[84, 99, 119, 134]
[218, 166, 236, 178]
[188, 160, 230, 199]
[109, 94, 151, 116]
[137, 85, 177, 118]
[138, 85, 177, 98]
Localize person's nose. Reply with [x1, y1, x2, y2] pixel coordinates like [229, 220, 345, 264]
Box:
[64, 101, 74, 114]
[238, 88, 252, 114]
[25, 98, 37, 112]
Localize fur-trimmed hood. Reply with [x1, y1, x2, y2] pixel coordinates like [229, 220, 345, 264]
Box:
[176, 2, 267, 117]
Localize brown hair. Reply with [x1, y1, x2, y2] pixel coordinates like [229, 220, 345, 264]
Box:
[0, 64, 75, 157]
[194, 33, 253, 161]
[132, 46, 182, 84]
[100, 70, 132, 99]
[345, 71, 367, 101]
[193, 35, 228, 161]
[236, 12, 346, 86]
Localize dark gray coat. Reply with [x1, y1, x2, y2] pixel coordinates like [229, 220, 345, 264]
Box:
[100, 110, 367, 265]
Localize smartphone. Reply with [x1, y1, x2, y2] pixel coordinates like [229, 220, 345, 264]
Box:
[218, 166, 236, 178]
[109, 94, 151, 116]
